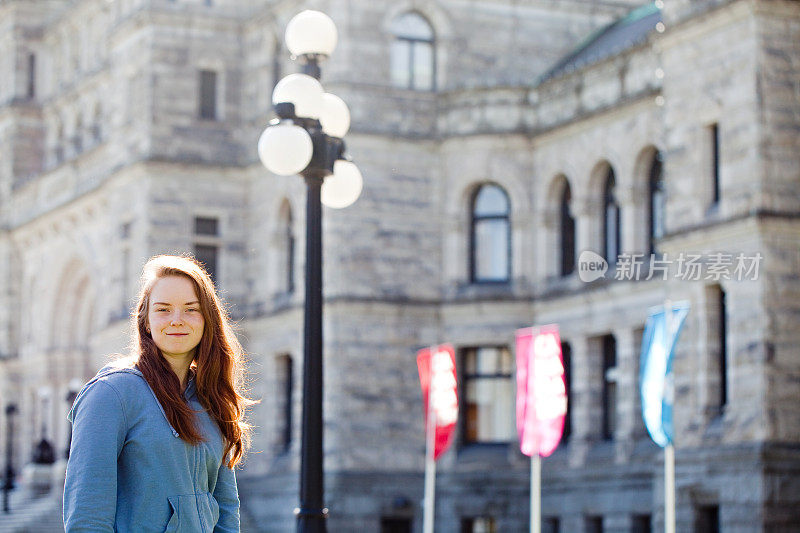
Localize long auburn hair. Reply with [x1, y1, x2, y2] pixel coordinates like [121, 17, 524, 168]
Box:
[132, 255, 256, 468]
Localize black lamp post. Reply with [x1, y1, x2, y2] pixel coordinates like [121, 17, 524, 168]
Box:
[258, 10, 362, 533]
[3, 403, 18, 514]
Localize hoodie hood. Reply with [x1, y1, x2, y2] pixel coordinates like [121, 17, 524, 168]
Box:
[68, 363, 197, 439]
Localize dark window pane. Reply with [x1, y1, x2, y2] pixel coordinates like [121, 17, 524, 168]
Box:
[194, 216, 219, 236]
[199, 70, 217, 120]
[649, 152, 665, 254]
[710, 123, 720, 205]
[696, 506, 719, 533]
[602, 335, 617, 441]
[463, 347, 514, 443]
[194, 244, 218, 282]
[543, 517, 560, 533]
[276, 354, 293, 451]
[560, 183, 575, 276]
[27, 53, 36, 98]
[561, 342, 572, 441]
[603, 169, 620, 264]
[604, 204, 619, 263]
[287, 229, 295, 293]
[585, 516, 603, 533]
[718, 288, 727, 409]
[632, 514, 651, 533]
[380, 517, 412, 533]
[284, 209, 294, 293]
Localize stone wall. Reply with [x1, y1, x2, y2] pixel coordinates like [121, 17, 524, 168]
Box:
[1, 0, 799, 531]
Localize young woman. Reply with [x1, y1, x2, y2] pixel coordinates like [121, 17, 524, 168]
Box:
[63, 255, 256, 532]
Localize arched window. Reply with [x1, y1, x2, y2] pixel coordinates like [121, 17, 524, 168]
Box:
[603, 167, 620, 265]
[390, 12, 435, 91]
[470, 184, 510, 283]
[560, 181, 575, 276]
[649, 151, 665, 255]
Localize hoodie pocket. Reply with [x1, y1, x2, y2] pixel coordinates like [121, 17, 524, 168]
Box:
[164, 493, 219, 532]
[164, 496, 181, 532]
[205, 492, 220, 526]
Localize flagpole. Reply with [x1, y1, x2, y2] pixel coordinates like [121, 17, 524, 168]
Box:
[422, 346, 437, 533]
[530, 343, 540, 533]
[663, 300, 675, 533]
[665, 443, 675, 533]
[530, 454, 541, 533]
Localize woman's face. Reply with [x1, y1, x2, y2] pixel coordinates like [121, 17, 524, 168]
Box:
[147, 276, 205, 362]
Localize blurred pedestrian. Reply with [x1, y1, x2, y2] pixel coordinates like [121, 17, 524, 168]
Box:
[63, 254, 256, 532]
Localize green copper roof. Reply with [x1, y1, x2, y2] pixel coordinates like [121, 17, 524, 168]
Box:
[538, 2, 661, 84]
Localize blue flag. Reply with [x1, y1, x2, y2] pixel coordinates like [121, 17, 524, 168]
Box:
[639, 302, 690, 448]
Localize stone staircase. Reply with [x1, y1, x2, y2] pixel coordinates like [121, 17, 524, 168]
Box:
[0, 489, 64, 533]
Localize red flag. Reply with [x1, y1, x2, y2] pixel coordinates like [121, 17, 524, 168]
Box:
[515, 325, 567, 457]
[417, 344, 458, 460]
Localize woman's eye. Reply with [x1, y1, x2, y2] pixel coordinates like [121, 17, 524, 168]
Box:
[156, 308, 168, 312]
[187, 308, 199, 312]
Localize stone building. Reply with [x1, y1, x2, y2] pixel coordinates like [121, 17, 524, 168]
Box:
[0, 0, 798, 531]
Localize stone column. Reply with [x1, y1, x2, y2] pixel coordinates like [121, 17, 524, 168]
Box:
[568, 336, 600, 467]
[613, 327, 639, 463]
[572, 193, 601, 259]
[535, 207, 559, 281]
[616, 182, 649, 256]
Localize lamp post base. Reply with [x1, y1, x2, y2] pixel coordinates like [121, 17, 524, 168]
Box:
[295, 506, 329, 532]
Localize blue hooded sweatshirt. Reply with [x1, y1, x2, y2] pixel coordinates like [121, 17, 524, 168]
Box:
[63, 364, 239, 532]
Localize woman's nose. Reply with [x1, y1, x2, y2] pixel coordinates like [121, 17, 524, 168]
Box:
[170, 312, 184, 325]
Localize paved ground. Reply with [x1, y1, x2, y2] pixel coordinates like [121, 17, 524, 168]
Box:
[1, 487, 262, 532]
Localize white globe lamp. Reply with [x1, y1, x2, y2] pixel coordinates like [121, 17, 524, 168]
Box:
[272, 74, 324, 119]
[258, 122, 313, 176]
[321, 160, 363, 208]
[319, 93, 351, 138]
[285, 10, 338, 57]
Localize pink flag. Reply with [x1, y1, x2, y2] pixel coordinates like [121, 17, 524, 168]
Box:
[516, 325, 567, 457]
[417, 344, 458, 460]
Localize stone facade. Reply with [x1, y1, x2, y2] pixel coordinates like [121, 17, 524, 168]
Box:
[1, 0, 798, 532]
